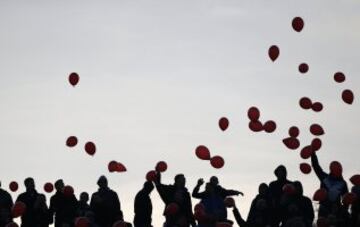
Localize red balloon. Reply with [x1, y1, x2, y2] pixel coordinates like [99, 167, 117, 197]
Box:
[292, 17, 304, 32]
[313, 188, 327, 201]
[282, 184, 296, 195]
[194, 203, 205, 212]
[115, 162, 127, 172]
[12, 201, 26, 218]
[146, 170, 157, 182]
[282, 137, 300, 150]
[155, 161, 168, 172]
[75, 217, 90, 227]
[44, 182, 54, 193]
[268, 45, 280, 62]
[263, 120, 276, 133]
[288, 126, 300, 137]
[317, 217, 330, 227]
[224, 197, 235, 208]
[300, 146, 313, 159]
[63, 185, 74, 197]
[311, 102, 323, 112]
[249, 121, 263, 132]
[194, 209, 207, 222]
[84, 142, 96, 156]
[5, 222, 19, 227]
[299, 163, 312, 174]
[210, 156, 225, 169]
[9, 181, 18, 192]
[219, 117, 229, 131]
[112, 221, 127, 227]
[334, 72, 346, 83]
[66, 136, 78, 147]
[311, 138, 322, 152]
[350, 175, 360, 186]
[165, 203, 179, 216]
[298, 63, 309, 74]
[310, 124, 325, 136]
[330, 161, 342, 177]
[342, 89, 354, 104]
[299, 97, 312, 110]
[216, 222, 232, 227]
[247, 107, 260, 121]
[108, 161, 118, 172]
[342, 192, 357, 206]
[195, 145, 211, 160]
[68, 72, 79, 86]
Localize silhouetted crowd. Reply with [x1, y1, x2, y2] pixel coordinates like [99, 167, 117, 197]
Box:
[1, 153, 360, 227]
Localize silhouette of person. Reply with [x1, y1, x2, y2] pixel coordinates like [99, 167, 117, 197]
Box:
[133, 181, 154, 227]
[209, 176, 243, 199]
[78, 192, 91, 217]
[33, 194, 52, 227]
[350, 185, 360, 227]
[268, 165, 292, 227]
[90, 175, 123, 227]
[311, 153, 348, 218]
[155, 172, 196, 227]
[16, 177, 39, 227]
[0, 181, 13, 227]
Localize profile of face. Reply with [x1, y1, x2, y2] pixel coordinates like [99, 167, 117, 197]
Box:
[210, 176, 219, 186]
[80, 192, 89, 203]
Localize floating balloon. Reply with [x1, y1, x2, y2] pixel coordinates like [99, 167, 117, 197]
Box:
[210, 156, 225, 169]
[84, 142, 96, 156]
[75, 217, 90, 227]
[292, 17, 304, 32]
[311, 138, 322, 152]
[115, 162, 127, 172]
[282, 137, 300, 150]
[9, 181, 18, 192]
[247, 107, 260, 121]
[282, 184, 296, 195]
[342, 192, 357, 206]
[112, 221, 127, 227]
[264, 120, 276, 133]
[146, 170, 157, 182]
[300, 163, 312, 174]
[68, 72, 79, 87]
[63, 185, 74, 197]
[310, 124, 325, 136]
[218, 117, 229, 131]
[195, 145, 211, 160]
[44, 182, 54, 193]
[288, 126, 300, 137]
[224, 197, 235, 208]
[194, 203, 205, 213]
[313, 188, 327, 201]
[300, 146, 313, 159]
[330, 161, 342, 178]
[312, 102, 323, 112]
[298, 63, 309, 74]
[12, 201, 26, 218]
[268, 45, 280, 62]
[249, 121, 263, 132]
[342, 89, 354, 104]
[194, 209, 207, 222]
[299, 97, 312, 110]
[108, 161, 118, 172]
[66, 136, 78, 147]
[165, 203, 179, 216]
[155, 161, 168, 172]
[334, 72, 346, 83]
[350, 175, 360, 186]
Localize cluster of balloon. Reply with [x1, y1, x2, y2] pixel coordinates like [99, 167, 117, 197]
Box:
[210, 156, 225, 169]
[310, 124, 325, 136]
[108, 161, 127, 173]
[75, 217, 90, 227]
[84, 141, 96, 156]
[195, 145, 211, 160]
[66, 136, 78, 147]
[299, 97, 323, 112]
[299, 163, 312, 174]
[218, 117, 229, 131]
[11, 201, 26, 218]
[165, 203, 179, 216]
[313, 188, 327, 202]
[44, 182, 54, 193]
[247, 107, 276, 133]
[283, 126, 300, 150]
[350, 175, 360, 186]
[342, 192, 358, 206]
[268, 45, 280, 62]
[145, 161, 167, 181]
[63, 185, 75, 197]
[333, 72, 355, 104]
[9, 181, 18, 192]
[224, 197, 235, 208]
[68, 72, 80, 87]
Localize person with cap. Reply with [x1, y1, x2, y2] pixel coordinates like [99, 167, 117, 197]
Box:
[0, 181, 13, 227]
[90, 175, 123, 227]
[133, 181, 154, 227]
[16, 177, 39, 227]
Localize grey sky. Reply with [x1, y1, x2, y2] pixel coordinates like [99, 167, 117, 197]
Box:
[0, 0, 360, 226]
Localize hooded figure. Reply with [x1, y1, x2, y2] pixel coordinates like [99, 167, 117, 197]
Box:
[133, 181, 154, 227]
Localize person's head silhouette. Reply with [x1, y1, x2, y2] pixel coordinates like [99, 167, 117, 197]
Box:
[258, 183, 269, 196]
[209, 176, 219, 186]
[143, 181, 154, 194]
[293, 181, 303, 196]
[80, 192, 89, 203]
[97, 175, 108, 189]
[24, 177, 35, 192]
[274, 165, 287, 181]
[54, 179, 64, 192]
[174, 174, 186, 188]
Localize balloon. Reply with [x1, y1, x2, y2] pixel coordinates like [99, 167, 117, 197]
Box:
[216, 222, 232, 227]
[282, 137, 300, 150]
[299, 163, 312, 174]
[288, 126, 300, 137]
[84, 142, 96, 156]
[44, 182, 54, 193]
[263, 120, 276, 133]
[313, 188, 327, 201]
[298, 63, 309, 74]
[342, 192, 357, 206]
[330, 161, 342, 177]
[75, 217, 90, 227]
[195, 145, 211, 160]
[268, 45, 280, 62]
[311, 102, 323, 112]
[194, 209, 207, 222]
[310, 124, 325, 136]
[115, 162, 127, 172]
[108, 161, 118, 172]
[194, 203, 205, 212]
[334, 72, 346, 83]
[292, 17, 304, 32]
[219, 117, 229, 131]
[11, 201, 26, 218]
[155, 161, 168, 172]
[249, 121, 263, 132]
[350, 175, 360, 186]
[311, 138, 322, 152]
[299, 97, 312, 110]
[66, 136, 78, 147]
[146, 170, 157, 182]
[63, 185, 74, 197]
[316, 217, 330, 227]
[68, 72, 79, 86]
[165, 203, 179, 216]
[9, 181, 18, 192]
[224, 197, 235, 208]
[210, 156, 225, 169]
[342, 89, 354, 104]
[5, 222, 19, 227]
[300, 146, 313, 159]
[282, 184, 296, 195]
[247, 107, 260, 121]
[112, 221, 127, 227]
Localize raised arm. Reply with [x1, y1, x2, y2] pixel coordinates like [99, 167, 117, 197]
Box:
[311, 153, 327, 181]
[233, 206, 248, 227]
[192, 178, 206, 199]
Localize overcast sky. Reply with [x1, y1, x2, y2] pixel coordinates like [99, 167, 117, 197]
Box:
[1, 0, 360, 226]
